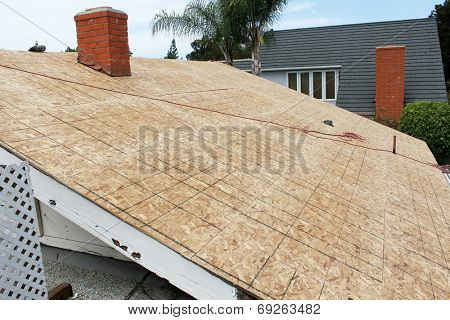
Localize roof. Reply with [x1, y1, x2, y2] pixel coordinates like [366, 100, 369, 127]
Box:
[0, 50, 449, 300]
[233, 18, 448, 114]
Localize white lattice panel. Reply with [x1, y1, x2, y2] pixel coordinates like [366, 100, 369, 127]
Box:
[0, 162, 47, 300]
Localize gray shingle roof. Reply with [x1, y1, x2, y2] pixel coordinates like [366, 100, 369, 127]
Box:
[234, 18, 448, 114]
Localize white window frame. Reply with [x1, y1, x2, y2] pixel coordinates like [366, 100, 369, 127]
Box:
[286, 72, 299, 92]
[300, 71, 311, 96]
[323, 70, 339, 102]
[286, 69, 340, 103]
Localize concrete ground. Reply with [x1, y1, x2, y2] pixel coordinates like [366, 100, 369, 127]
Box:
[42, 245, 193, 300]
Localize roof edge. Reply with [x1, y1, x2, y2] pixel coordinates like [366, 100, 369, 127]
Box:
[0, 143, 240, 300]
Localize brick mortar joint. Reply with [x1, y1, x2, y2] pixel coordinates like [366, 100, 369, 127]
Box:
[376, 46, 406, 50]
[75, 16, 128, 23]
[74, 7, 131, 76]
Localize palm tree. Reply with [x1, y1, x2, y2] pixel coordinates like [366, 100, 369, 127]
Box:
[226, 0, 290, 76]
[151, 0, 242, 65]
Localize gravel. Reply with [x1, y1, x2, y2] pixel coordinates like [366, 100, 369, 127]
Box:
[42, 245, 193, 300]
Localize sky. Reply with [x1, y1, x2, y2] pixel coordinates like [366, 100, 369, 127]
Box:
[0, 0, 443, 59]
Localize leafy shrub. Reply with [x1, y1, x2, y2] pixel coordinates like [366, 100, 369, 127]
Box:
[399, 102, 450, 164]
[375, 118, 399, 130]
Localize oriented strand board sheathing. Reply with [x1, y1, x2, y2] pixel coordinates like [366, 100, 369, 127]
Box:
[0, 50, 449, 300]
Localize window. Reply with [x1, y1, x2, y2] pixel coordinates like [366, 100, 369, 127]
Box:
[300, 72, 310, 95]
[313, 72, 323, 99]
[325, 71, 336, 100]
[286, 69, 339, 102]
[288, 73, 298, 91]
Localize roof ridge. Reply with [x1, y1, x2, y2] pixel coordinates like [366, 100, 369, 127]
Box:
[273, 17, 435, 33]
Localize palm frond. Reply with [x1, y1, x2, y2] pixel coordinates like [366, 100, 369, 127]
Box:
[260, 0, 289, 27]
[151, 10, 200, 36]
[225, 0, 290, 43]
[151, 0, 221, 38]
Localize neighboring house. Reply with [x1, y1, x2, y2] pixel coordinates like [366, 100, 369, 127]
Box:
[234, 18, 448, 117]
[1, 7, 449, 301]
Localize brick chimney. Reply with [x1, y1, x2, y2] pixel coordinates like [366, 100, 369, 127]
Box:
[74, 7, 131, 76]
[375, 46, 405, 121]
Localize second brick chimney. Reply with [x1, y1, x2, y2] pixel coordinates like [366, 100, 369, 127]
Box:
[375, 46, 406, 121]
[74, 7, 131, 76]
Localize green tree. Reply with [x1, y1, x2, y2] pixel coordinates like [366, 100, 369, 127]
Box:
[186, 36, 250, 61]
[65, 46, 78, 52]
[431, 0, 450, 82]
[152, 0, 244, 65]
[186, 37, 223, 61]
[225, 0, 290, 76]
[165, 39, 179, 59]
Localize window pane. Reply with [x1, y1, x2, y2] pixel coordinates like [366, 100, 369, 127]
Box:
[288, 73, 298, 91]
[313, 72, 322, 99]
[301, 72, 310, 95]
[326, 71, 336, 100]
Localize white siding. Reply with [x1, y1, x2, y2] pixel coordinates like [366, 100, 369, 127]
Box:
[261, 71, 287, 86]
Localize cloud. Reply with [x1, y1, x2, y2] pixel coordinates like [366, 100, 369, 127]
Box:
[130, 29, 193, 59]
[0, 0, 336, 58]
[0, 0, 193, 58]
[274, 17, 335, 30]
[285, 2, 317, 14]
[275, 1, 336, 31]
